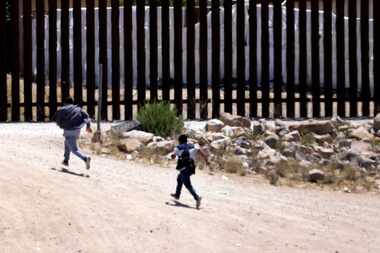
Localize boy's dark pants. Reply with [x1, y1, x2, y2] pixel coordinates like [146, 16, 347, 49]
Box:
[175, 169, 200, 201]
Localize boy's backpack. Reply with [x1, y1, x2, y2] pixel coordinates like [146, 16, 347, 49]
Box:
[176, 146, 196, 175]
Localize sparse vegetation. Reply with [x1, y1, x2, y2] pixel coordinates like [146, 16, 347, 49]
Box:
[137, 102, 183, 138]
[300, 133, 315, 146]
[221, 155, 245, 175]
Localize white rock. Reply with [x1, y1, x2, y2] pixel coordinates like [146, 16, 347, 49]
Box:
[349, 126, 373, 141]
[220, 112, 251, 128]
[210, 138, 231, 150]
[147, 140, 175, 155]
[118, 138, 143, 153]
[308, 169, 325, 182]
[206, 119, 225, 132]
[222, 126, 246, 138]
[122, 130, 154, 144]
[283, 130, 301, 142]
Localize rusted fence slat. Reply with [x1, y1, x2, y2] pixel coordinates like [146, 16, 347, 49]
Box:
[273, 0, 282, 118]
[361, 0, 370, 116]
[311, 0, 320, 117]
[199, 0, 208, 119]
[299, 0, 308, 118]
[0, 1, 6, 121]
[224, 0, 233, 114]
[236, 0, 245, 116]
[212, 0, 220, 118]
[149, 0, 158, 102]
[49, 0, 57, 119]
[349, 0, 358, 117]
[336, 0, 346, 117]
[249, 0, 257, 118]
[111, 0, 120, 119]
[162, 0, 170, 102]
[174, 0, 183, 115]
[374, 0, 380, 114]
[73, 0, 83, 106]
[261, 0, 270, 118]
[99, 0, 108, 120]
[124, 0, 133, 120]
[36, 0, 45, 121]
[61, 0, 70, 100]
[137, 0, 146, 108]
[24, 0, 33, 121]
[187, 0, 196, 119]
[324, 0, 333, 117]
[286, 0, 295, 118]
[86, 0, 96, 118]
[11, 0, 20, 121]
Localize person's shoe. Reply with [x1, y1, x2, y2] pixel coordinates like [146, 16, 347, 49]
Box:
[62, 160, 69, 166]
[86, 157, 91, 170]
[170, 193, 179, 200]
[196, 197, 202, 209]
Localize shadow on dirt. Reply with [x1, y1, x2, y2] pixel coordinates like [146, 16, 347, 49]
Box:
[165, 200, 196, 209]
[50, 167, 90, 178]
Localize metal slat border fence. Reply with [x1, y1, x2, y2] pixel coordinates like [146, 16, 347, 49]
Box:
[0, 0, 378, 122]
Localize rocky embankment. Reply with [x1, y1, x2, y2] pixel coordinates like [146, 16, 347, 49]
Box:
[82, 113, 380, 192]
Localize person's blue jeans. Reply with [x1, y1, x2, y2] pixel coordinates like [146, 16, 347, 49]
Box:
[175, 169, 200, 201]
[64, 135, 87, 162]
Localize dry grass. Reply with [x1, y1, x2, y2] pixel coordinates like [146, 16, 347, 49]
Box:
[220, 155, 246, 176]
[271, 159, 378, 192]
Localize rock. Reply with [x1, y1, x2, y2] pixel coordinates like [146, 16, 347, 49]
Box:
[314, 146, 334, 159]
[222, 126, 245, 138]
[257, 145, 276, 160]
[308, 169, 325, 182]
[357, 156, 377, 170]
[282, 148, 295, 158]
[340, 150, 360, 162]
[206, 119, 225, 132]
[188, 130, 209, 145]
[283, 131, 301, 142]
[289, 121, 334, 135]
[268, 153, 287, 165]
[313, 133, 333, 144]
[184, 121, 207, 133]
[147, 140, 175, 155]
[349, 126, 373, 141]
[234, 146, 249, 155]
[220, 112, 251, 128]
[118, 139, 143, 153]
[337, 139, 352, 149]
[206, 132, 226, 142]
[235, 137, 251, 149]
[264, 134, 280, 149]
[210, 138, 231, 150]
[100, 147, 112, 155]
[277, 128, 290, 137]
[110, 120, 141, 136]
[153, 136, 165, 142]
[252, 121, 265, 135]
[122, 130, 154, 144]
[374, 113, 380, 131]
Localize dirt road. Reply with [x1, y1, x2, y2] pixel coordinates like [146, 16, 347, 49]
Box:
[0, 123, 379, 253]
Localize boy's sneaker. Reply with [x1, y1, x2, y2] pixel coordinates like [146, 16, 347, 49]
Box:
[196, 197, 202, 209]
[86, 157, 91, 170]
[62, 160, 69, 166]
[170, 193, 179, 200]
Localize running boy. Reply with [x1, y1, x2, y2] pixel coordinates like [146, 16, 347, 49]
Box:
[53, 97, 92, 169]
[171, 134, 209, 209]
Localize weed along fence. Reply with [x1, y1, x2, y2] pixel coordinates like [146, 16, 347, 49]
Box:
[0, 0, 379, 122]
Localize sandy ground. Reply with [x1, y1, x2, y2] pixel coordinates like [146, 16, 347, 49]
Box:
[0, 123, 380, 253]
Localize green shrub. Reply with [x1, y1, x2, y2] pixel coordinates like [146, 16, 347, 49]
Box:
[137, 102, 183, 137]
